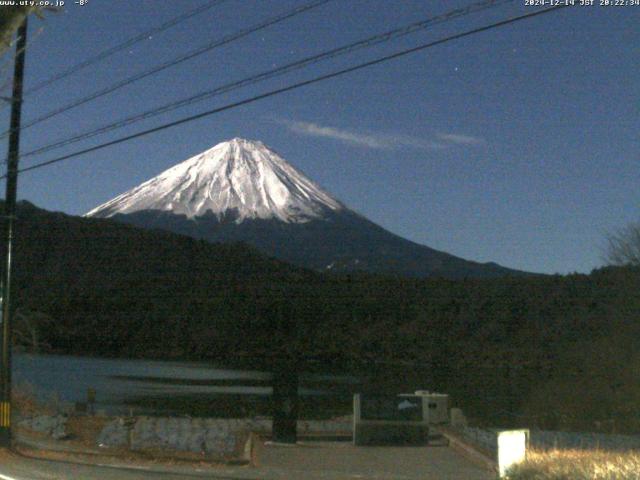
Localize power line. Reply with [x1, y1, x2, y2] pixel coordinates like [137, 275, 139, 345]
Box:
[0, 1, 226, 115]
[3, 5, 570, 180]
[22, 0, 228, 97]
[0, 0, 332, 140]
[18, 0, 514, 162]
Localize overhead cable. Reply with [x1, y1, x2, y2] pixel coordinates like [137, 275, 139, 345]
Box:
[4, 5, 569, 179]
[0, 0, 332, 139]
[19, 0, 513, 161]
[23, 0, 228, 97]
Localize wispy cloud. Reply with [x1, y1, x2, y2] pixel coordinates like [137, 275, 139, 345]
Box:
[436, 132, 485, 145]
[275, 119, 484, 151]
[285, 120, 389, 149]
[278, 120, 446, 151]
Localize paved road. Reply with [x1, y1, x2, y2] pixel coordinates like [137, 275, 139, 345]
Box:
[256, 440, 495, 480]
[0, 450, 248, 480]
[0, 440, 494, 480]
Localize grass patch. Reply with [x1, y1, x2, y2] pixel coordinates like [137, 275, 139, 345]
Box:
[12, 381, 70, 417]
[507, 449, 640, 479]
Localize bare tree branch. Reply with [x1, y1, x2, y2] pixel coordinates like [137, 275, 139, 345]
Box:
[605, 222, 640, 266]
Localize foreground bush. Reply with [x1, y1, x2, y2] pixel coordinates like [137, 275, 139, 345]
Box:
[12, 382, 69, 417]
[507, 449, 640, 479]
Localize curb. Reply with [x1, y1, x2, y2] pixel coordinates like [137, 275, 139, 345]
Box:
[11, 434, 253, 472]
[10, 443, 253, 479]
[438, 427, 497, 473]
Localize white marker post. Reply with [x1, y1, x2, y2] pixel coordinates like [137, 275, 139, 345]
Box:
[497, 429, 528, 478]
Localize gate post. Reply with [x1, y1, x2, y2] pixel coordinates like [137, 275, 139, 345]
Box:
[272, 359, 298, 444]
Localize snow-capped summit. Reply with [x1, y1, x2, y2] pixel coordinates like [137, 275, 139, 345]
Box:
[86, 138, 526, 278]
[86, 138, 343, 223]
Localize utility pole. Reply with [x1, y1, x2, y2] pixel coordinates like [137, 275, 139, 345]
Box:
[0, 17, 28, 447]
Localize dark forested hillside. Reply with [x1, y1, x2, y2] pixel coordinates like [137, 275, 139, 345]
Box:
[110, 207, 528, 279]
[6, 201, 640, 433]
[9, 201, 318, 359]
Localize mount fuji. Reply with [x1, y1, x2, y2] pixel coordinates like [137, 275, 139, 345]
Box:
[87, 138, 525, 278]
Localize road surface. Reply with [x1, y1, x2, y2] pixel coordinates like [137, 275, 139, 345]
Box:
[256, 440, 494, 480]
[0, 440, 494, 480]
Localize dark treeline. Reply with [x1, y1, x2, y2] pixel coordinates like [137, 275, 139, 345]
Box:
[7, 201, 640, 433]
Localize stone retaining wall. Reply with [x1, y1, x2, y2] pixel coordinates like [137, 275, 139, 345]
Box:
[98, 417, 246, 456]
[97, 416, 353, 456]
[16, 413, 353, 458]
[17, 415, 68, 440]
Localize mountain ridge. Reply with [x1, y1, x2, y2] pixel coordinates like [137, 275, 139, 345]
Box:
[88, 138, 531, 278]
[115, 208, 526, 278]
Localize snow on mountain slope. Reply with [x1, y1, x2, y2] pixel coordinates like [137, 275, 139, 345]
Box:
[86, 138, 343, 223]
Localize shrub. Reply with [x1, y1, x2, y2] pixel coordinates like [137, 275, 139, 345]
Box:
[12, 381, 70, 417]
[507, 449, 640, 480]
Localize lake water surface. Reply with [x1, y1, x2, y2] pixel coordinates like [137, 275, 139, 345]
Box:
[13, 352, 357, 416]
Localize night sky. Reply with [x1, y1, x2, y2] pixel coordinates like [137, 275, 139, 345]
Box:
[0, 0, 638, 274]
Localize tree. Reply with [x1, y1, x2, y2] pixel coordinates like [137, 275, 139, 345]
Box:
[0, 6, 31, 56]
[0, 6, 56, 58]
[13, 308, 55, 353]
[605, 222, 640, 266]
